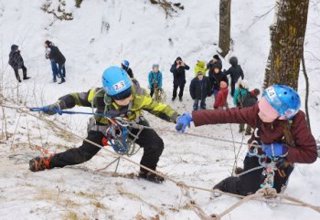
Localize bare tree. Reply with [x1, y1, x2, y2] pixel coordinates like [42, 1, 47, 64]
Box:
[219, 0, 231, 57]
[264, 0, 309, 89]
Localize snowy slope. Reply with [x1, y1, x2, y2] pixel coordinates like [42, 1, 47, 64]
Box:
[0, 0, 319, 219]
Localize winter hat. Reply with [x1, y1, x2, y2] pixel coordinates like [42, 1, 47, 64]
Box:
[152, 64, 159, 69]
[229, 56, 238, 66]
[251, 88, 260, 96]
[213, 54, 220, 60]
[11, 44, 18, 51]
[44, 40, 52, 46]
[194, 60, 207, 74]
[238, 79, 248, 89]
[220, 80, 228, 89]
[258, 97, 279, 122]
[176, 57, 182, 61]
[212, 62, 222, 70]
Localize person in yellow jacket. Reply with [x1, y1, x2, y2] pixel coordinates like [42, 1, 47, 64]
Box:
[194, 60, 207, 76]
[29, 66, 179, 183]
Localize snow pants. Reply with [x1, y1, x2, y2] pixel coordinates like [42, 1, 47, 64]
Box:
[50, 127, 164, 172]
[213, 155, 294, 196]
[172, 82, 185, 99]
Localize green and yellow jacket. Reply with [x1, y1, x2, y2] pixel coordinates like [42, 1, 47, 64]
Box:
[57, 82, 179, 125]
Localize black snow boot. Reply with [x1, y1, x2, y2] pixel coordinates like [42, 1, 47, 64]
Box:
[139, 170, 164, 183]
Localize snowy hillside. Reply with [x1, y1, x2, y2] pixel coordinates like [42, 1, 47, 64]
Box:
[0, 0, 319, 219]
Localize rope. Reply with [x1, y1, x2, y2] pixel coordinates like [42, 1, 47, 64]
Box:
[1, 103, 320, 217]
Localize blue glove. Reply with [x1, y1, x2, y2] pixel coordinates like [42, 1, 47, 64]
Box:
[41, 103, 62, 115]
[261, 142, 288, 158]
[175, 113, 192, 133]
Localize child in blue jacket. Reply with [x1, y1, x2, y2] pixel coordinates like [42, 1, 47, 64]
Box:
[148, 64, 163, 97]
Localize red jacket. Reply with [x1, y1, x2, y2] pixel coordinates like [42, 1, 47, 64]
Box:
[192, 104, 317, 164]
[214, 87, 228, 109]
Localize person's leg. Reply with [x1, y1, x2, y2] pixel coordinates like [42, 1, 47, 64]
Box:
[214, 156, 264, 195]
[62, 64, 66, 77]
[273, 165, 294, 193]
[131, 128, 164, 172]
[231, 81, 236, 97]
[239, 123, 245, 133]
[51, 60, 58, 82]
[172, 83, 178, 100]
[193, 99, 199, 111]
[29, 130, 103, 171]
[245, 124, 252, 135]
[178, 83, 185, 101]
[200, 97, 206, 109]
[57, 63, 65, 83]
[150, 88, 154, 97]
[22, 65, 29, 79]
[13, 68, 21, 82]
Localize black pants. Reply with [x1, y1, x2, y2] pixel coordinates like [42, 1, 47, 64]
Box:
[172, 83, 185, 99]
[13, 65, 27, 82]
[213, 155, 294, 196]
[50, 128, 164, 172]
[230, 81, 236, 97]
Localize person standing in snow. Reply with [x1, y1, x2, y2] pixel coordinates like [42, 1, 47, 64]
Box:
[233, 80, 250, 133]
[8, 44, 30, 82]
[241, 88, 260, 135]
[148, 64, 163, 98]
[207, 54, 222, 76]
[45, 43, 59, 82]
[121, 60, 134, 78]
[208, 62, 228, 97]
[170, 57, 190, 101]
[213, 80, 229, 109]
[189, 61, 211, 110]
[176, 84, 317, 196]
[29, 66, 181, 183]
[44, 40, 66, 84]
[224, 56, 244, 97]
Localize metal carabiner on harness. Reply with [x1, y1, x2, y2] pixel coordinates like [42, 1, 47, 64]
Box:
[106, 123, 129, 155]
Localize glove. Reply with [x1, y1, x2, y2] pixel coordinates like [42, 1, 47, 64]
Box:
[41, 103, 62, 115]
[175, 113, 192, 133]
[275, 157, 290, 170]
[261, 142, 288, 158]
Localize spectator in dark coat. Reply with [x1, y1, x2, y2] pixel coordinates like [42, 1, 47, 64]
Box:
[208, 62, 228, 97]
[8, 44, 30, 82]
[207, 54, 222, 76]
[45, 44, 59, 82]
[121, 60, 134, 78]
[242, 88, 260, 135]
[44, 40, 66, 84]
[190, 71, 211, 111]
[170, 57, 190, 101]
[224, 56, 244, 97]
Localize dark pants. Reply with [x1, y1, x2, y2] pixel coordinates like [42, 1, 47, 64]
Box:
[213, 155, 294, 196]
[13, 65, 27, 82]
[50, 128, 164, 172]
[172, 83, 185, 99]
[230, 82, 235, 97]
[150, 88, 155, 97]
[58, 63, 66, 80]
[51, 60, 58, 81]
[193, 98, 206, 110]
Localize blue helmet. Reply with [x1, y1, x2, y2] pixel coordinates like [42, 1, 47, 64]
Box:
[102, 66, 132, 100]
[121, 60, 130, 68]
[263, 84, 301, 119]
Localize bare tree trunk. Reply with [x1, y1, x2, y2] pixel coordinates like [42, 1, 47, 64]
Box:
[219, 0, 231, 57]
[264, 0, 309, 90]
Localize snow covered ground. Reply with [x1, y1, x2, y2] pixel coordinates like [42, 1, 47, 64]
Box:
[0, 0, 319, 219]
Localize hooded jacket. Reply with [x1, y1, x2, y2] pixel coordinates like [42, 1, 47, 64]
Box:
[224, 57, 244, 84]
[8, 45, 24, 69]
[192, 105, 317, 164]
